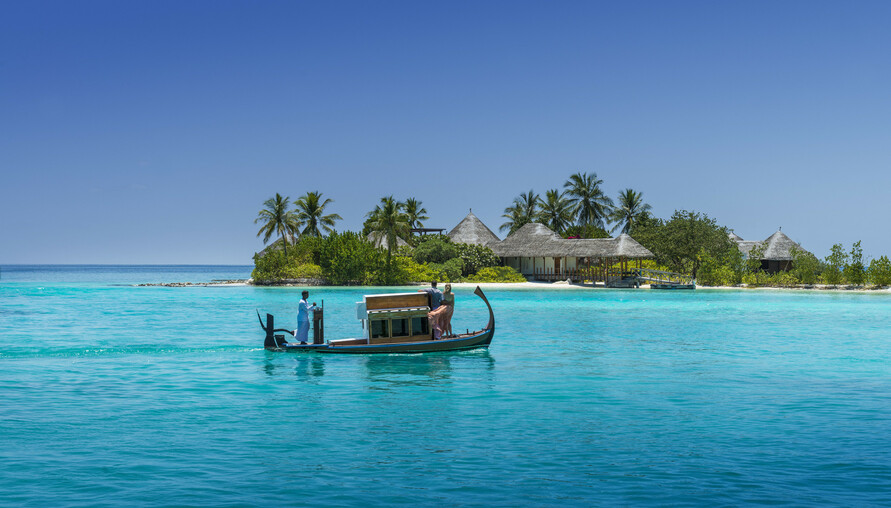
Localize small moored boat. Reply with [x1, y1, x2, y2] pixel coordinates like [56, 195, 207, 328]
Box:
[260, 286, 495, 354]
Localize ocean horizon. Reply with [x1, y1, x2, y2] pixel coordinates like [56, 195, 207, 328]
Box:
[2, 265, 890, 506]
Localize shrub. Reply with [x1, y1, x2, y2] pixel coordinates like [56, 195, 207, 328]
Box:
[742, 271, 771, 287]
[823, 243, 847, 285]
[428, 258, 464, 282]
[317, 231, 385, 285]
[769, 271, 799, 288]
[844, 241, 866, 285]
[252, 249, 314, 281]
[413, 237, 458, 264]
[454, 243, 500, 276]
[464, 266, 527, 283]
[791, 246, 820, 285]
[697, 264, 737, 286]
[392, 256, 440, 284]
[868, 256, 891, 287]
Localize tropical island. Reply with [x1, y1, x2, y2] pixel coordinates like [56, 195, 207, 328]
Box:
[252, 172, 891, 289]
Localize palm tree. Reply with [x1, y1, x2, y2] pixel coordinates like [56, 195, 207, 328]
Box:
[517, 189, 538, 221]
[499, 189, 539, 234]
[403, 198, 429, 230]
[564, 172, 614, 230]
[536, 189, 574, 234]
[500, 203, 526, 235]
[365, 196, 411, 260]
[294, 191, 342, 237]
[610, 188, 652, 235]
[254, 193, 299, 255]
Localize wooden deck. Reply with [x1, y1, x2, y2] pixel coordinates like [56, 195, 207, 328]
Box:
[527, 267, 695, 289]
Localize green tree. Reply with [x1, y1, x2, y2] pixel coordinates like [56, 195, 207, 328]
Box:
[536, 189, 574, 234]
[824, 243, 848, 285]
[404, 198, 429, 230]
[317, 231, 385, 285]
[639, 210, 734, 279]
[790, 246, 820, 285]
[563, 224, 610, 239]
[746, 242, 766, 274]
[365, 196, 411, 263]
[610, 188, 652, 235]
[294, 191, 342, 237]
[500, 190, 538, 235]
[564, 172, 613, 230]
[844, 240, 866, 285]
[454, 243, 500, 276]
[868, 255, 891, 286]
[254, 193, 299, 256]
[413, 236, 458, 264]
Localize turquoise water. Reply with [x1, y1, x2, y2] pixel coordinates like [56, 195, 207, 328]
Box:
[2, 266, 891, 506]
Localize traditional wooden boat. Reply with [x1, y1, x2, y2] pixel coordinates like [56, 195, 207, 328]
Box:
[259, 286, 494, 354]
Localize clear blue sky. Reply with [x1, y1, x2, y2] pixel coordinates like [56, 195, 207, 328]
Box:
[2, 1, 890, 264]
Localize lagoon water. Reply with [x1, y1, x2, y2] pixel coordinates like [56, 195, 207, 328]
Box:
[2, 265, 890, 506]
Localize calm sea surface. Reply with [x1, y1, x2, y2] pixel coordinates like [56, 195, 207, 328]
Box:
[1, 265, 890, 506]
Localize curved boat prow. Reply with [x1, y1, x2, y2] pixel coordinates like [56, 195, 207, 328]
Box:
[473, 286, 495, 339]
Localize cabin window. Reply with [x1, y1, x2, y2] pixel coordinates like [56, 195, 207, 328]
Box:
[370, 319, 389, 339]
[391, 318, 409, 337]
[411, 316, 429, 336]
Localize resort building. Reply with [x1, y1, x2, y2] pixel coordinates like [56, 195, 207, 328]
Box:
[447, 212, 654, 282]
[731, 229, 809, 273]
[447, 211, 500, 246]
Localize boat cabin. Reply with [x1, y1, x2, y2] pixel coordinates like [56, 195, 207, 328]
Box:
[330, 292, 433, 347]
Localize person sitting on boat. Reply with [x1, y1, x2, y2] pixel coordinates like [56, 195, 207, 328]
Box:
[293, 290, 319, 345]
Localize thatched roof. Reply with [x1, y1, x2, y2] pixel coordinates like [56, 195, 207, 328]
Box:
[731, 230, 808, 260]
[489, 223, 653, 259]
[728, 232, 744, 242]
[735, 240, 762, 257]
[762, 230, 804, 261]
[448, 211, 500, 245]
[367, 232, 408, 249]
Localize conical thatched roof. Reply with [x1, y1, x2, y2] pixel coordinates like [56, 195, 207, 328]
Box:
[367, 232, 408, 249]
[728, 232, 744, 242]
[730, 229, 808, 260]
[448, 211, 500, 246]
[489, 223, 653, 259]
[762, 230, 805, 261]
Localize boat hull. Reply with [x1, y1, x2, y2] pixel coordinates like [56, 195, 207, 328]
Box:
[276, 327, 494, 354]
[261, 286, 495, 355]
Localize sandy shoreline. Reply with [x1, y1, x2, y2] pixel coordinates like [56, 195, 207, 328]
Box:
[137, 279, 891, 294]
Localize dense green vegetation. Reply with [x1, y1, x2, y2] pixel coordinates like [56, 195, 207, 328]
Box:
[252, 196, 523, 284]
[254, 174, 891, 288]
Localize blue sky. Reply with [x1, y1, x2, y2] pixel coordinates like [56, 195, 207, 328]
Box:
[2, 1, 890, 264]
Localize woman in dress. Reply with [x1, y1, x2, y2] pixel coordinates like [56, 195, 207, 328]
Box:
[441, 284, 455, 338]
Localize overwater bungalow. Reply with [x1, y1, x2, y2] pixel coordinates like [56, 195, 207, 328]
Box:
[731, 229, 809, 274]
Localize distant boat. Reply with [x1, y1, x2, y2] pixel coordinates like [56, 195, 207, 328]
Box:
[260, 286, 495, 354]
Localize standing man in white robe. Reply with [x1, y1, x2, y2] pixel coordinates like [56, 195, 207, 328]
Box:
[294, 290, 319, 345]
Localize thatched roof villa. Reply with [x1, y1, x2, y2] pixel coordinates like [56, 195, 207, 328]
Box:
[448, 212, 653, 282]
[447, 211, 500, 246]
[730, 229, 809, 273]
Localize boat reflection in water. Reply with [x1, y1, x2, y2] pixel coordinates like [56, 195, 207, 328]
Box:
[361, 350, 495, 388]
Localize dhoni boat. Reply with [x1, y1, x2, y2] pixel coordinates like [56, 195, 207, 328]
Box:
[259, 286, 494, 354]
